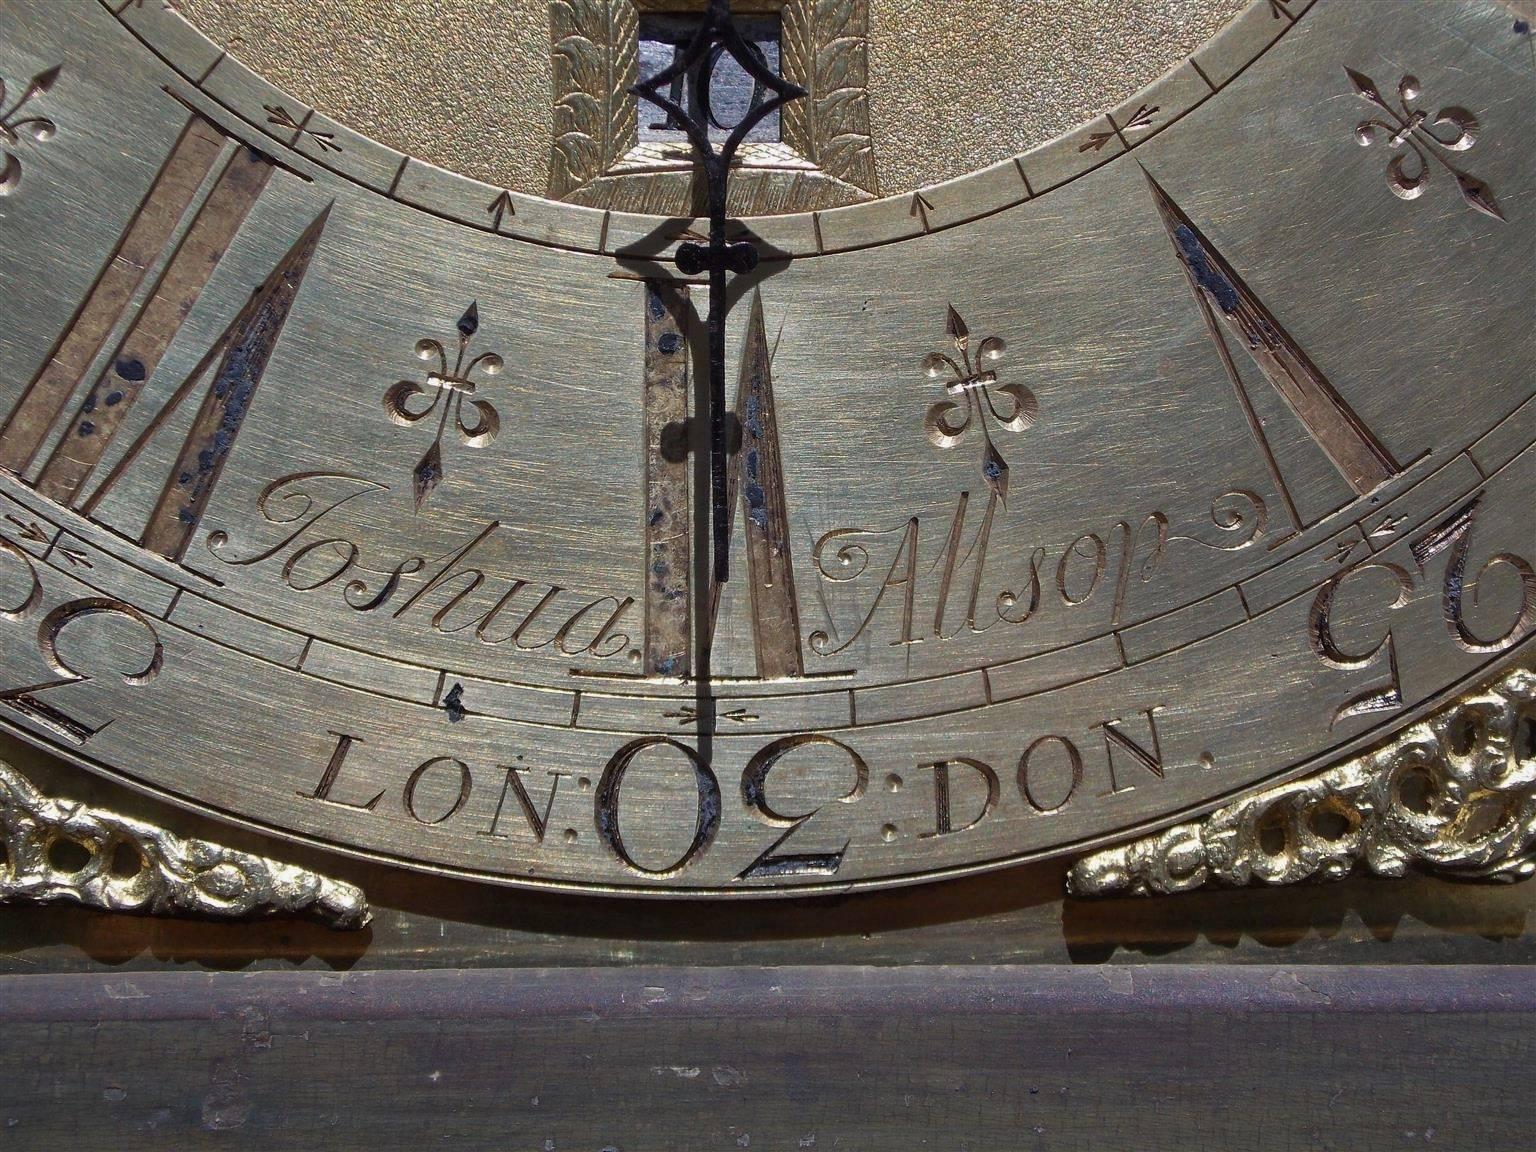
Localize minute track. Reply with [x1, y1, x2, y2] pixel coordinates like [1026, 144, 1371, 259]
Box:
[0, 0, 1525, 897]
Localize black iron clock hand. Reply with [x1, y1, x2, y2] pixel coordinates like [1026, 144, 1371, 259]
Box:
[630, 0, 805, 590]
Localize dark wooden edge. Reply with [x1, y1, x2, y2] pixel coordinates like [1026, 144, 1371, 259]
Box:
[1, 964, 1533, 1021]
[2, 965, 1529, 1150]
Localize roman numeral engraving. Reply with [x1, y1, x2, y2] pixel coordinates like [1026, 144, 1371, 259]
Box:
[0, 116, 228, 474]
[36, 136, 274, 504]
[639, 285, 804, 680]
[0, 113, 330, 562]
[642, 280, 692, 678]
[131, 206, 330, 561]
[1144, 169, 1401, 532]
[719, 289, 804, 679]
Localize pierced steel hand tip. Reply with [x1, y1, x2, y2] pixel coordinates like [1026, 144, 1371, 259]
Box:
[629, 0, 806, 591]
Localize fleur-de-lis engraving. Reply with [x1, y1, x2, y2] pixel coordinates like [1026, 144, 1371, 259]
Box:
[1346, 67, 1502, 222]
[921, 306, 1037, 504]
[0, 62, 60, 196]
[383, 302, 504, 509]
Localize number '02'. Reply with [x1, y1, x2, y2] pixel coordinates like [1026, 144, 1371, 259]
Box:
[593, 733, 868, 880]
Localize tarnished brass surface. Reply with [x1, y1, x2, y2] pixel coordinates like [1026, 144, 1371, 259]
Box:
[6, 727, 1536, 972]
[0, 0, 1531, 902]
[176, 0, 1248, 199]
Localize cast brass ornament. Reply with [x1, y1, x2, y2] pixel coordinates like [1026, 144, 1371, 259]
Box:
[546, 0, 877, 214]
[0, 760, 368, 927]
[1069, 666, 1536, 896]
[0, 0, 1528, 905]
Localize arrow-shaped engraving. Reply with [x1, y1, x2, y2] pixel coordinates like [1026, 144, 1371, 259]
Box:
[909, 190, 934, 231]
[1332, 538, 1362, 565]
[487, 190, 516, 230]
[1369, 514, 1406, 542]
[663, 704, 758, 727]
[1080, 126, 1118, 153]
[3, 514, 49, 545]
[1114, 103, 1160, 140]
[56, 543, 91, 569]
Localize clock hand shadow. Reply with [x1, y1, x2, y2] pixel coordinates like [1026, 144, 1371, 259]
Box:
[614, 216, 794, 760]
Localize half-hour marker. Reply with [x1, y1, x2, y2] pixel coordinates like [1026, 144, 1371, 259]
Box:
[1144, 168, 1401, 531]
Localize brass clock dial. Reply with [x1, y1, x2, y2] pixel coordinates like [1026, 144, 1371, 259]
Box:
[0, 0, 1530, 898]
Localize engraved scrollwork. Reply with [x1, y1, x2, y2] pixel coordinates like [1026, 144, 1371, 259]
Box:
[0, 62, 59, 196]
[1068, 668, 1536, 896]
[0, 760, 369, 928]
[383, 302, 504, 509]
[811, 529, 875, 583]
[546, 0, 875, 213]
[1346, 67, 1502, 221]
[1171, 489, 1269, 552]
[922, 305, 1037, 505]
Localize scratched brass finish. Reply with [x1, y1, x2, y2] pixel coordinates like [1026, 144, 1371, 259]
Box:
[0, 0, 1531, 899]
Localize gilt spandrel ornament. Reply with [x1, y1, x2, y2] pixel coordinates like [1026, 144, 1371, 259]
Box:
[1070, 667, 1536, 896]
[0, 758, 367, 928]
[0, 0, 1526, 905]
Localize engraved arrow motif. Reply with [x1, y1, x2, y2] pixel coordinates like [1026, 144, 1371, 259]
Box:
[663, 704, 758, 727]
[1369, 514, 1406, 542]
[1080, 125, 1118, 153]
[263, 104, 340, 153]
[909, 190, 934, 230]
[3, 515, 48, 545]
[487, 190, 516, 229]
[1331, 538, 1362, 565]
[1115, 103, 1159, 140]
[56, 543, 90, 569]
